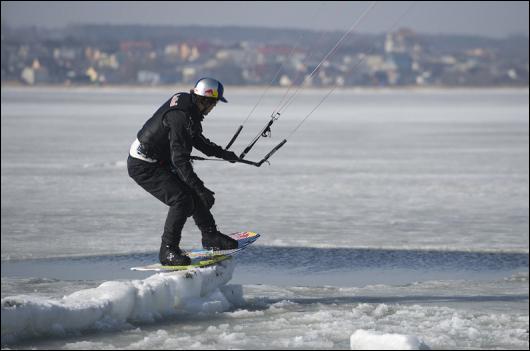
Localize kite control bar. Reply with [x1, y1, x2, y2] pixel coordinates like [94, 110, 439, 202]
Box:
[239, 112, 280, 159]
[220, 111, 286, 167]
[225, 125, 243, 150]
[257, 138, 287, 166]
[191, 155, 260, 167]
[191, 138, 287, 167]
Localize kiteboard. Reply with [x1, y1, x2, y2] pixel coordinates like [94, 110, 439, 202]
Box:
[187, 231, 260, 258]
[131, 231, 260, 272]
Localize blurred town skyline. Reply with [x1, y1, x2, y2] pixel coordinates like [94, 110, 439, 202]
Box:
[1, 2, 528, 88]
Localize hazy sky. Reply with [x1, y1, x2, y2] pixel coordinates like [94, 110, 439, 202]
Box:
[2, 1, 529, 38]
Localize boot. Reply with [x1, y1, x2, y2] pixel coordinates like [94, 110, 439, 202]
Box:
[200, 226, 238, 250]
[159, 243, 191, 266]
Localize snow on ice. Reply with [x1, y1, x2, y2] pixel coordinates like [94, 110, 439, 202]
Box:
[1, 259, 242, 345]
[350, 329, 430, 350]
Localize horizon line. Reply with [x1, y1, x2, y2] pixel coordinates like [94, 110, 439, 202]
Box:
[3, 22, 529, 40]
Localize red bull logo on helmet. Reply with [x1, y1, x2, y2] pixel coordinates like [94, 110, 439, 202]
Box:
[196, 87, 218, 98]
[205, 88, 217, 97]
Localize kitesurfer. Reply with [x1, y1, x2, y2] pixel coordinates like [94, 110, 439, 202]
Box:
[127, 78, 239, 266]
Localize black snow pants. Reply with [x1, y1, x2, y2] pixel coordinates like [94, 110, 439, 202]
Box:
[127, 156, 215, 247]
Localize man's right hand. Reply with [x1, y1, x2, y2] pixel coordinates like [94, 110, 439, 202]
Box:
[197, 187, 215, 209]
[222, 150, 239, 163]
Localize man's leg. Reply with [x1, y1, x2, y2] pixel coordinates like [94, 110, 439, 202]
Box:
[191, 192, 238, 250]
[161, 203, 192, 247]
[159, 206, 189, 265]
[127, 157, 193, 264]
[191, 192, 216, 229]
[128, 156, 236, 252]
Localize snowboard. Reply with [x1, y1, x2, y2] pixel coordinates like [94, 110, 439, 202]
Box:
[130, 254, 231, 272]
[186, 231, 260, 258]
[131, 231, 260, 272]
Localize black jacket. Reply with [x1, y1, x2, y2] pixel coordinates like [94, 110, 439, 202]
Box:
[137, 92, 227, 193]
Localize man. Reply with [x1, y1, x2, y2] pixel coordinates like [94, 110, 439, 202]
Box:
[127, 78, 239, 266]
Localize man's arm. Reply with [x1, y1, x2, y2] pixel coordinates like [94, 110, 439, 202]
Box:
[165, 111, 205, 192]
[194, 132, 239, 161]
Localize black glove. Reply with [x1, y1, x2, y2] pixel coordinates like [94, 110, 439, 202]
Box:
[222, 150, 239, 163]
[197, 187, 215, 209]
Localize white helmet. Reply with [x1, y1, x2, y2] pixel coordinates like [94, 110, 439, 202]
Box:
[193, 78, 227, 103]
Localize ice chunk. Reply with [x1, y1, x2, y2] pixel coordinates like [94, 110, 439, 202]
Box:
[350, 329, 430, 350]
[1, 259, 239, 345]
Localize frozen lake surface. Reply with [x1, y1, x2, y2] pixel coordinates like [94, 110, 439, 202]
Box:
[1, 87, 529, 349]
